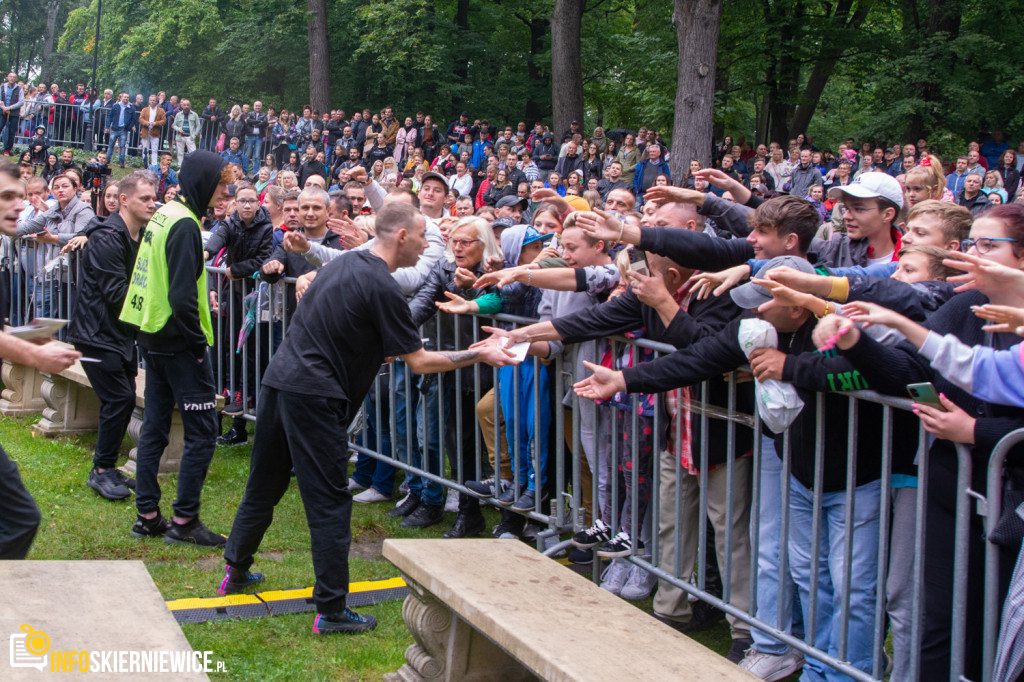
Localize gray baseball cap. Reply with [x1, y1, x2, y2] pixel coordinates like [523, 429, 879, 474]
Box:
[729, 256, 818, 310]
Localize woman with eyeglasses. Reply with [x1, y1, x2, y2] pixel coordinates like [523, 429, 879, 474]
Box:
[815, 202, 1024, 681]
[404, 217, 503, 537]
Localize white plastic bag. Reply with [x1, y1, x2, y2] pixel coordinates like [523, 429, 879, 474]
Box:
[738, 318, 804, 434]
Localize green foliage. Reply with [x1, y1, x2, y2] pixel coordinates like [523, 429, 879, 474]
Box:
[39, 0, 1024, 152]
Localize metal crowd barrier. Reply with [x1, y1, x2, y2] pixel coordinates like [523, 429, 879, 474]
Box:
[4, 251, 1020, 682]
[7, 101, 269, 170]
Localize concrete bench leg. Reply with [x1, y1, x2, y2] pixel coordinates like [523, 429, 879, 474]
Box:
[0, 360, 46, 415]
[122, 406, 185, 476]
[384, 577, 537, 682]
[32, 372, 103, 436]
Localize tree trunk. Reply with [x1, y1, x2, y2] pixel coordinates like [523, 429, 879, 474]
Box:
[41, 0, 59, 81]
[525, 15, 548, 124]
[788, 0, 872, 139]
[670, 0, 723, 175]
[306, 0, 331, 113]
[550, 0, 584, 139]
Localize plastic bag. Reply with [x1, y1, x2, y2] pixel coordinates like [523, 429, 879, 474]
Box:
[738, 318, 804, 434]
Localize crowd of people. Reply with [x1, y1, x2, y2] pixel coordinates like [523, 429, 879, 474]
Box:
[3, 75, 1024, 680]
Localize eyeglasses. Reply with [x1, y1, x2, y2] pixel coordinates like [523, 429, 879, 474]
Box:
[960, 237, 1018, 254]
[235, 198, 259, 205]
[450, 238, 480, 248]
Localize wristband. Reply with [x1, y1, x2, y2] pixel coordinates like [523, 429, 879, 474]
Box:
[815, 300, 832, 319]
[526, 270, 533, 287]
[827, 276, 850, 302]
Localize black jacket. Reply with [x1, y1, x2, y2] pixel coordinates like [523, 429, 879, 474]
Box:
[624, 313, 919, 491]
[244, 111, 269, 137]
[408, 259, 492, 352]
[842, 291, 1024, 498]
[137, 150, 228, 355]
[67, 213, 140, 360]
[204, 206, 274, 285]
[262, 229, 343, 319]
[845, 275, 955, 321]
[552, 286, 752, 469]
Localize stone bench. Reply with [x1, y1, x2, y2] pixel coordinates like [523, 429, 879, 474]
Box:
[382, 538, 755, 682]
[0, 560, 210, 680]
[1, 342, 223, 474]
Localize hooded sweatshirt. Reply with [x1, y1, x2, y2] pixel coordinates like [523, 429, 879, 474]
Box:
[138, 150, 227, 355]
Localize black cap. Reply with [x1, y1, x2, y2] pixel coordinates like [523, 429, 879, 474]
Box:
[496, 195, 528, 210]
[460, 111, 469, 118]
[492, 217, 516, 230]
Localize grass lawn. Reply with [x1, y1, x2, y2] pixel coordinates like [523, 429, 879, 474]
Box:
[6, 413, 760, 681]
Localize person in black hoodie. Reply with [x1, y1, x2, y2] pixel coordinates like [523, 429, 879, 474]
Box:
[575, 254, 918, 680]
[203, 182, 273, 445]
[119, 149, 233, 547]
[68, 171, 158, 501]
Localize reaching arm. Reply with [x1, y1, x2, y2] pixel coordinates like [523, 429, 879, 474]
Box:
[400, 345, 518, 374]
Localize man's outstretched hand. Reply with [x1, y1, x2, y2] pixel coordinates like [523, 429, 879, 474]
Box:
[573, 360, 626, 401]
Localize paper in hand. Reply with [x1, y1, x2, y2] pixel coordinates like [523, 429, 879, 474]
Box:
[500, 337, 530, 363]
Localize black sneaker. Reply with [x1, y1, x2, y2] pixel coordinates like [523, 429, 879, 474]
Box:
[217, 564, 265, 595]
[113, 469, 136, 491]
[217, 426, 248, 445]
[568, 547, 593, 564]
[87, 468, 131, 500]
[572, 519, 612, 549]
[385, 494, 421, 518]
[442, 510, 486, 538]
[222, 392, 244, 416]
[400, 503, 444, 528]
[510, 489, 546, 513]
[312, 607, 377, 635]
[496, 485, 517, 507]
[726, 637, 754, 664]
[597, 531, 632, 558]
[465, 478, 508, 499]
[164, 518, 227, 547]
[130, 512, 170, 538]
[491, 515, 525, 539]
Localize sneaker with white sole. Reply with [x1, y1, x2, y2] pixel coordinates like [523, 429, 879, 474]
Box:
[352, 488, 390, 504]
[738, 647, 804, 681]
[571, 519, 612, 549]
[600, 558, 632, 596]
[347, 478, 367, 493]
[444, 488, 460, 513]
[597, 531, 632, 558]
[465, 478, 509, 498]
[619, 563, 658, 600]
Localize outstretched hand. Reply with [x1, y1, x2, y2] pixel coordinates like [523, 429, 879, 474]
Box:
[573, 360, 626, 401]
[972, 304, 1024, 336]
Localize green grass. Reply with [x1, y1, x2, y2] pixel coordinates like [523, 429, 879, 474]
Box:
[5, 413, 759, 680]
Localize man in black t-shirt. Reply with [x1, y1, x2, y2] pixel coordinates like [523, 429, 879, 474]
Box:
[218, 202, 518, 635]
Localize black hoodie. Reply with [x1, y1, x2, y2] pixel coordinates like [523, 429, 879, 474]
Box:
[67, 212, 140, 360]
[138, 150, 227, 356]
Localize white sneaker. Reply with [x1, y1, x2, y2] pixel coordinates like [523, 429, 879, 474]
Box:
[619, 563, 658, 600]
[347, 478, 367, 493]
[353, 488, 390, 504]
[599, 558, 632, 596]
[444, 488, 460, 513]
[738, 647, 804, 681]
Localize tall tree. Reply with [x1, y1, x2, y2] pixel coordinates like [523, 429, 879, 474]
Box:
[670, 0, 723, 175]
[41, 0, 61, 80]
[307, 0, 330, 112]
[550, 0, 584, 138]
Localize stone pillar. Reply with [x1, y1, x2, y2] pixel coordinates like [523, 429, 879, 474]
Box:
[0, 360, 46, 415]
[121, 405, 185, 476]
[384, 577, 537, 682]
[31, 372, 103, 436]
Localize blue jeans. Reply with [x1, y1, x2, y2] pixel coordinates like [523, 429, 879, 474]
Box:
[244, 135, 261, 171]
[751, 436, 804, 654]
[107, 129, 128, 164]
[352, 370, 396, 496]
[497, 362, 550, 492]
[789, 475, 881, 681]
[392, 360, 444, 507]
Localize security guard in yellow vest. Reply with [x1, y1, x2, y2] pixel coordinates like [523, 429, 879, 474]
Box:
[120, 150, 233, 547]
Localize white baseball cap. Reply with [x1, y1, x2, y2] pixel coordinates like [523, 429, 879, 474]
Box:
[829, 172, 904, 209]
